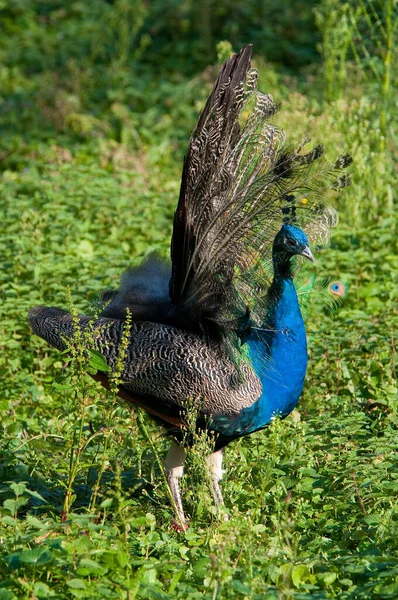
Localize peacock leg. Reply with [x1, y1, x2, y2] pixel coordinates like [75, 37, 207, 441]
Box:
[207, 448, 228, 521]
[164, 441, 187, 530]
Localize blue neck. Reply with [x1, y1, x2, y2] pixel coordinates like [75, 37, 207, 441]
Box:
[215, 264, 308, 437]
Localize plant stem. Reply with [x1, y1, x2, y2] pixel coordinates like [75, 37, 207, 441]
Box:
[62, 386, 86, 521]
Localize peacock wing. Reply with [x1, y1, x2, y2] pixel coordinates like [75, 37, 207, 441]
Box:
[28, 306, 261, 426]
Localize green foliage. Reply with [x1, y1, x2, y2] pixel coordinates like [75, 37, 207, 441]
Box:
[0, 1, 397, 598]
[315, 0, 396, 102]
[0, 0, 320, 77]
[315, 0, 397, 220]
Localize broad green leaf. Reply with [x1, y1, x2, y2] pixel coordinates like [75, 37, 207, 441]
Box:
[19, 548, 53, 566]
[88, 350, 110, 373]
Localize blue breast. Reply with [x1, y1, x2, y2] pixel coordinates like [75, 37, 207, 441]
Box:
[213, 277, 307, 436]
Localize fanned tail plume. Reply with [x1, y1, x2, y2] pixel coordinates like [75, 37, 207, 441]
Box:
[169, 45, 351, 343]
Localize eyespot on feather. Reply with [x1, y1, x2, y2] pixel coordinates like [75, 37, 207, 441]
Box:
[329, 281, 346, 297]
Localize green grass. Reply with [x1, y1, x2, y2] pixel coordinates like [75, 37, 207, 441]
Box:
[1, 136, 397, 599]
[0, 3, 397, 597]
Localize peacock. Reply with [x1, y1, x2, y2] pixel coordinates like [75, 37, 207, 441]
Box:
[29, 45, 351, 529]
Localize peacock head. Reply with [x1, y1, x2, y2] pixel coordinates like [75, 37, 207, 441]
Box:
[273, 223, 314, 264]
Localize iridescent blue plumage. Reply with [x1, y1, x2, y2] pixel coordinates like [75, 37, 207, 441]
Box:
[212, 224, 312, 437]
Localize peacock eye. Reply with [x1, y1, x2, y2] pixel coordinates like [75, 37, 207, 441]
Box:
[329, 281, 346, 297]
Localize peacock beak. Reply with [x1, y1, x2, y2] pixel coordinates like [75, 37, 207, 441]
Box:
[300, 246, 315, 263]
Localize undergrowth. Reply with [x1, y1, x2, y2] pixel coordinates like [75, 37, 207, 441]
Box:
[0, 1, 397, 598]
